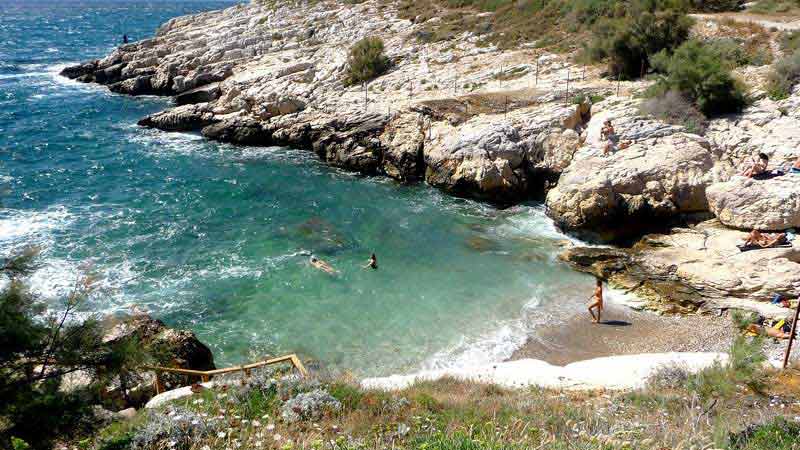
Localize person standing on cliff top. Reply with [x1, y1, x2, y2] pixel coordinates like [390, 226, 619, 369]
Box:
[588, 278, 603, 324]
[123, 34, 128, 44]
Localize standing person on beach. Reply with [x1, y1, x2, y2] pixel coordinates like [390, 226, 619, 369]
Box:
[588, 279, 603, 324]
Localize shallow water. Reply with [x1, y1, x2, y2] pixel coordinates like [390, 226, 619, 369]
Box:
[0, 0, 593, 376]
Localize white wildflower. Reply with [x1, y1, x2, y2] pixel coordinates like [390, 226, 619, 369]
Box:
[217, 431, 227, 438]
[273, 434, 282, 441]
[265, 424, 275, 431]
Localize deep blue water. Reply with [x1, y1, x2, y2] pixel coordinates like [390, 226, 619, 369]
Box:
[0, 0, 592, 375]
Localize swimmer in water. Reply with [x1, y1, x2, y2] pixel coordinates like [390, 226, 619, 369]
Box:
[310, 255, 337, 275]
[362, 253, 378, 270]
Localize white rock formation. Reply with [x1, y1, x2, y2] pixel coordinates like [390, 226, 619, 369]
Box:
[707, 175, 800, 230]
[362, 352, 728, 391]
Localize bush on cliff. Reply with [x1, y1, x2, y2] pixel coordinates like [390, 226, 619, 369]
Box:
[648, 40, 747, 116]
[0, 250, 147, 449]
[345, 37, 391, 86]
[766, 51, 800, 100]
[586, 7, 693, 79]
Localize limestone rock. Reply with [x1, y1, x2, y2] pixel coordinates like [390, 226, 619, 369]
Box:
[546, 133, 716, 239]
[425, 120, 530, 201]
[175, 82, 221, 105]
[138, 103, 217, 131]
[707, 175, 800, 230]
[378, 112, 425, 182]
[561, 220, 800, 316]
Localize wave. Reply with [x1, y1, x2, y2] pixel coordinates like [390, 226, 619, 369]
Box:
[421, 289, 547, 371]
[0, 206, 73, 251]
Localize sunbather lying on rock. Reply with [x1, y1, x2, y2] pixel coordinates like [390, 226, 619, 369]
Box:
[738, 229, 789, 251]
[741, 153, 769, 178]
[746, 323, 793, 339]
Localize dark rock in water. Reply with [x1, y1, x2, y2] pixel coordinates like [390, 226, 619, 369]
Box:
[109, 75, 165, 96]
[202, 119, 273, 145]
[465, 235, 501, 252]
[138, 104, 217, 131]
[60, 60, 98, 80]
[175, 82, 221, 105]
[93, 62, 126, 84]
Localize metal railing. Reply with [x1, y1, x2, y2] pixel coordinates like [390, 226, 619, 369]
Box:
[145, 354, 308, 395]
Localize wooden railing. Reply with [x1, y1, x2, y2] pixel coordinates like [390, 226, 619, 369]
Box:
[145, 354, 308, 395]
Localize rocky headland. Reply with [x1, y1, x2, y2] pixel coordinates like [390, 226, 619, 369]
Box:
[62, 0, 800, 317]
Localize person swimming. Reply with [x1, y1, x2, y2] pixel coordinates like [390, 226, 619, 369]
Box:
[309, 255, 337, 275]
[362, 253, 378, 270]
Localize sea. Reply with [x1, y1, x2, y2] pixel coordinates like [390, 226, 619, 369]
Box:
[0, 0, 593, 376]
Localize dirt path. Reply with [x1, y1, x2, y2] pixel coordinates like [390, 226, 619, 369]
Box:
[690, 12, 800, 31]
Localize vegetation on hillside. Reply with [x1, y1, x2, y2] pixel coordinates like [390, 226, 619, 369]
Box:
[767, 31, 800, 100]
[648, 39, 747, 116]
[85, 331, 800, 450]
[345, 37, 392, 86]
[0, 250, 147, 449]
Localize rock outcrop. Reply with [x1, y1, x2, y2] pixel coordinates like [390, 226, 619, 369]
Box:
[546, 133, 717, 240]
[100, 313, 215, 408]
[707, 175, 800, 231]
[61, 0, 595, 200]
[561, 220, 800, 316]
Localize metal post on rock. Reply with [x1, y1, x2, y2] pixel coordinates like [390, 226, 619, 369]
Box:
[783, 296, 800, 369]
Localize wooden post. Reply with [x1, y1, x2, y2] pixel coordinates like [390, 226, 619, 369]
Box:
[154, 374, 162, 395]
[616, 73, 621, 97]
[535, 57, 539, 86]
[504, 96, 508, 119]
[582, 63, 586, 81]
[783, 298, 800, 369]
[565, 68, 570, 104]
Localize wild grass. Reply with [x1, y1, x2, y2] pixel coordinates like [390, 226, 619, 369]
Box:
[87, 333, 800, 450]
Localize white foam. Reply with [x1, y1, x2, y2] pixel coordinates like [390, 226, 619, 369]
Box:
[421, 290, 546, 371]
[0, 206, 72, 249]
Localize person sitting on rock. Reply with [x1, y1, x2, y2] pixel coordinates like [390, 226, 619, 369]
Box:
[741, 229, 788, 250]
[742, 153, 769, 178]
[600, 119, 630, 155]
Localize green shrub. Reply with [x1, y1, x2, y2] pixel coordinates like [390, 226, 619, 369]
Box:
[689, 0, 742, 12]
[730, 417, 800, 450]
[779, 30, 800, 53]
[649, 40, 747, 116]
[686, 335, 766, 400]
[345, 37, 391, 86]
[766, 51, 800, 100]
[639, 90, 708, 133]
[706, 38, 772, 68]
[588, 9, 692, 79]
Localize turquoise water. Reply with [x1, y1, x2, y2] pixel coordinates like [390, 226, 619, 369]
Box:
[0, 0, 592, 376]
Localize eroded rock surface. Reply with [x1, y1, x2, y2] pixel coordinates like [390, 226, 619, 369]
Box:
[707, 175, 800, 231]
[561, 220, 800, 316]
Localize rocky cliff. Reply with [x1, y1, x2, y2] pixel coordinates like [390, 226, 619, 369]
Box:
[62, 0, 800, 314]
